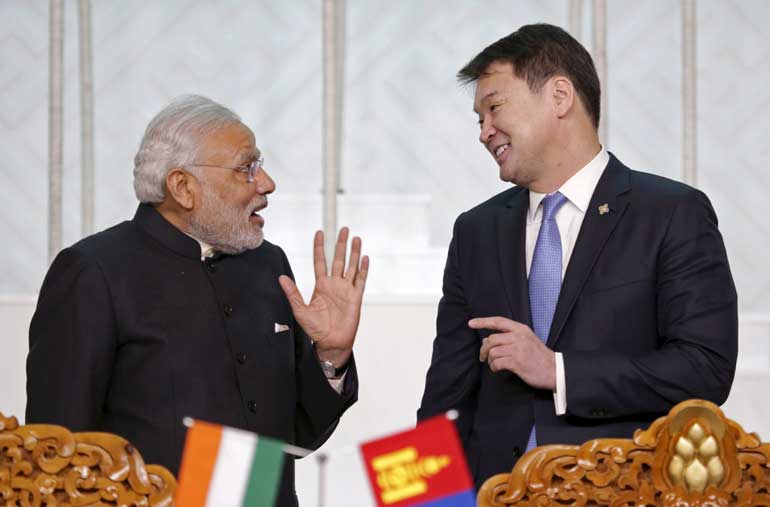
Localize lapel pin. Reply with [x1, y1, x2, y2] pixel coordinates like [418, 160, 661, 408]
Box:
[598, 203, 610, 215]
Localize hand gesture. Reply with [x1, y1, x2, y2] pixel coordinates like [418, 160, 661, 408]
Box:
[472, 316, 556, 390]
[278, 227, 369, 366]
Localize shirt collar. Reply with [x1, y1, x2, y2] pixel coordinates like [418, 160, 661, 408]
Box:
[187, 235, 215, 260]
[528, 147, 609, 221]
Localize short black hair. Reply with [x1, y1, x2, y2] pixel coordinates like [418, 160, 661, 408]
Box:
[458, 23, 601, 129]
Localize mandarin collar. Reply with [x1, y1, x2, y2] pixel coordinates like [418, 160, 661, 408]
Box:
[132, 203, 202, 260]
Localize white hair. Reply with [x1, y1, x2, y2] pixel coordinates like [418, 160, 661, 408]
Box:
[133, 95, 241, 203]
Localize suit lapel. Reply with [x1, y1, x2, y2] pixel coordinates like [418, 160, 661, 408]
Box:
[546, 154, 632, 348]
[496, 188, 532, 326]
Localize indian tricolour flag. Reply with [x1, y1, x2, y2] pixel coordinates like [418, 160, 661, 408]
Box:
[175, 419, 285, 507]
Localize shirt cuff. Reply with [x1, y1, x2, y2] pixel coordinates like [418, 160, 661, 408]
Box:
[553, 352, 567, 416]
[327, 371, 347, 394]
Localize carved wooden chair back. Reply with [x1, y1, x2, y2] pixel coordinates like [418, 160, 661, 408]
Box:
[0, 412, 176, 507]
[477, 399, 770, 506]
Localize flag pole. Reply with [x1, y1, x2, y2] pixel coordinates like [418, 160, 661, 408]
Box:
[317, 452, 328, 507]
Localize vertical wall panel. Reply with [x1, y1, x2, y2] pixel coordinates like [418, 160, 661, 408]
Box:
[697, 0, 770, 314]
[606, 0, 682, 180]
[78, 0, 95, 236]
[322, 0, 345, 260]
[592, 0, 608, 145]
[48, 0, 64, 263]
[0, 2, 49, 293]
[681, 0, 697, 187]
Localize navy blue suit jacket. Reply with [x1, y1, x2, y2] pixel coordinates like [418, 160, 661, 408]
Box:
[418, 154, 737, 488]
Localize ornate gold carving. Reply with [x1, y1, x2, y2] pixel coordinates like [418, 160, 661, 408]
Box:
[669, 420, 726, 493]
[477, 399, 770, 507]
[0, 411, 176, 507]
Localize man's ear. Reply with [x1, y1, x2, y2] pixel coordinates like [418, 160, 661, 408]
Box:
[165, 168, 197, 210]
[551, 76, 575, 119]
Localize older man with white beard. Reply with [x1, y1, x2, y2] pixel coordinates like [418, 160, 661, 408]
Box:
[26, 95, 368, 507]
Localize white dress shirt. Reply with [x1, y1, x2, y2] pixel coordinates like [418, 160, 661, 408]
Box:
[191, 237, 346, 394]
[526, 147, 609, 415]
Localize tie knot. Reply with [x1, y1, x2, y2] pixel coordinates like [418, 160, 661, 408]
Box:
[541, 192, 567, 221]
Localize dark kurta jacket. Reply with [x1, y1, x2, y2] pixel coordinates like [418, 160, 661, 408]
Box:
[418, 154, 737, 488]
[27, 203, 357, 507]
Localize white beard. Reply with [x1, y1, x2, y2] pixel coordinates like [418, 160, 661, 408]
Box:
[188, 187, 266, 255]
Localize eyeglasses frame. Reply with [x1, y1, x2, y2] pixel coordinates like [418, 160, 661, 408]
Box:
[188, 156, 264, 183]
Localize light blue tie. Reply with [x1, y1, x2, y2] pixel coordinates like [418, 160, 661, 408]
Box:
[525, 191, 568, 451]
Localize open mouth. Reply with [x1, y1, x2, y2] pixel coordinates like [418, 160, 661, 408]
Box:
[494, 144, 510, 159]
[249, 201, 267, 225]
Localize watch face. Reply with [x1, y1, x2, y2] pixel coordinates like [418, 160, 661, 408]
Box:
[321, 361, 336, 378]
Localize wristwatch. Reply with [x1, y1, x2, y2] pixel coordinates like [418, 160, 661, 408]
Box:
[320, 359, 349, 379]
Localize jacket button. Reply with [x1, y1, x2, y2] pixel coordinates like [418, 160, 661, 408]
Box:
[207, 262, 217, 273]
[223, 304, 233, 316]
[247, 400, 257, 413]
[236, 353, 247, 364]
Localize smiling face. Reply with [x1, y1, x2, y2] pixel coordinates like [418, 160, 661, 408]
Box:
[187, 122, 276, 254]
[474, 61, 558, 189]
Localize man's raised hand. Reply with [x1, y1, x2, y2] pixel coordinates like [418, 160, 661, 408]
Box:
[278, 227, 369, 366]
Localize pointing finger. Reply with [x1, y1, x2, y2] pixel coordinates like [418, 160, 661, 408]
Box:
[469, 316, 519, 333]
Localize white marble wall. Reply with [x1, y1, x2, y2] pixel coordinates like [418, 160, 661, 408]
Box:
[2, 0, 767, 304]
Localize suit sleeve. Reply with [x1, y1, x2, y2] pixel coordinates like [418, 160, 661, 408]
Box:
[276, 248, 358, 451]
[564, 189, 738, 418]
[26, 247, 117, 429]
[418, 215, 482, 440]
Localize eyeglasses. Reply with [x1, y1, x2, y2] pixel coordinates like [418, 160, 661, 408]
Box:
[189, 156, 264, 183]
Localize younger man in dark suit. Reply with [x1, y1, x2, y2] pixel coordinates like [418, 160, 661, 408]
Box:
[26, 95, 369, 507]
[418, 23, 737, 489]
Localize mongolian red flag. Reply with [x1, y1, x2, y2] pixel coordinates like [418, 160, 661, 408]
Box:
[359, 415, 475, 507]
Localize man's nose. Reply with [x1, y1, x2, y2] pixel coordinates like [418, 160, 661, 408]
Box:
[479, 117, 496, 145]
[255, 168, 276, 195]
